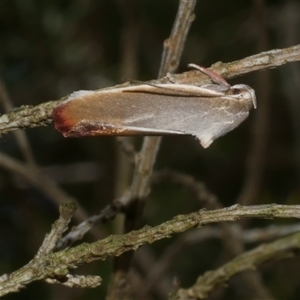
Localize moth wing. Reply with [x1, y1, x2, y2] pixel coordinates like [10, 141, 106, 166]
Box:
[127, 85, 252, 147]
[53, 86, 251, 148]
[129, 94, 251, 148]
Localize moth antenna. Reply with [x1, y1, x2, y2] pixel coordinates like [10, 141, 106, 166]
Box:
[188, 63, 230, 87]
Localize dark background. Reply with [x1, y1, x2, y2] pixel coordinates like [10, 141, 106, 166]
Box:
[1, 0, 300, 299]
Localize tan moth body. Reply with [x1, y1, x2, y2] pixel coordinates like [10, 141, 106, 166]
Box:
[53, 66, 256, 148]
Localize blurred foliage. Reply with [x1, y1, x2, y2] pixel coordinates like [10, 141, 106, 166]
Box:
[1, 0, 300, 299]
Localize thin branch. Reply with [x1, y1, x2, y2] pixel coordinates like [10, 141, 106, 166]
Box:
[55, 200, 125, 250]
[143, 222, 300, 293]
[45, 274, 101, 288]
[0, 44, 300, 137]
[0, 100, 55, 136]
[172, 231, 300, 300]
[0, 151, 89, 222]
[104, 3, 141, 299]
[37, 202, 77, 257]
[113, 0, 140, 200]
[149, 169, 283, 298]
[159, 0, 197, 76]
[129, 0, 197, 201]
[1, 203, 299, 297]
[110, 1, 198, 298]
[0, 78, 36, 165]
[0, 203, 102, 297]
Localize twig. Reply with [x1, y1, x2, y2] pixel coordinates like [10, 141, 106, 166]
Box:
[55, 200, 125, 249]
[104, 3, 141, 299]
[149, 169, 272, 298]
[143, 222, 300, 293]
[1, 44, 300, 137]
[37, 203, 76, 257]
[0, 151, 90, 222]
[172, 229, 300, 300]
[0, 78, 36, 165]
[0, 203, 102, 297]
[0, 100, 55, 136]
[109, 1, 198, 298]
[1, 203, 299, 297]
[159, 0, 197, 76]
[113, 0, 140, 199]
[115, 137, 136, 161]
[129, 0, 197, 201]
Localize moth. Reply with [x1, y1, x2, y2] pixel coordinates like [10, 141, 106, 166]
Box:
[52, 64, 256, 148]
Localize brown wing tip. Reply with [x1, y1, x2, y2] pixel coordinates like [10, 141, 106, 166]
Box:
[52, 104, 104, 137]
[52, 103, 75, 137]
[53, 103, 133, 137]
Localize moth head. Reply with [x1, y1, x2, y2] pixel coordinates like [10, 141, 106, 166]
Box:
[230, 84, 257, 109]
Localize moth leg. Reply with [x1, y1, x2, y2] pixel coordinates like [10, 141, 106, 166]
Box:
[188, 63, 230, 87]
